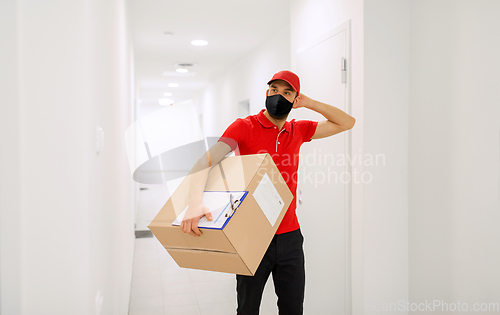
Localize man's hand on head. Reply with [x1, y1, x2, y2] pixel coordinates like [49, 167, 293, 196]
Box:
[293, 93, 313, 109]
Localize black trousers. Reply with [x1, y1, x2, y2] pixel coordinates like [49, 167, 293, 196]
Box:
[236, 228, 305, 315]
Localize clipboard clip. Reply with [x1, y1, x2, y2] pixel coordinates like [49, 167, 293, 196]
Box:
[225, 193, 239, 217]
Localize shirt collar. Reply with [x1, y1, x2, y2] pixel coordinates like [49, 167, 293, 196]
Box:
[257, 109, 291, 132]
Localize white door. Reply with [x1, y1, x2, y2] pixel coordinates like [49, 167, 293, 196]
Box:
[290, 21, 351, 315]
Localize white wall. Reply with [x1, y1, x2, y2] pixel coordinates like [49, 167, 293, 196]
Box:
[409, 0, 500, 311]
[0, 0, 135, 314]
[363, 0, 410, 313]
[0, 1, 22, 314]
[198, 26, 291, 138]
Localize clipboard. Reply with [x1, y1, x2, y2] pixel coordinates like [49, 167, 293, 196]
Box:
[172, 191, 249, 230]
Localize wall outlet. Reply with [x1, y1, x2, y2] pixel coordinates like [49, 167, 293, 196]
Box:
[96, 126, 104, 155]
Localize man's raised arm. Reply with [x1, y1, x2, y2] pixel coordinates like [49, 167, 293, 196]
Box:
[293, 93, 355, 139]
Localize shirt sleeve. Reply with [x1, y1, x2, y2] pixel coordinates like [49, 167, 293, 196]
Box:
[295, 120, 318, 143]
[218, 118, 246, 151]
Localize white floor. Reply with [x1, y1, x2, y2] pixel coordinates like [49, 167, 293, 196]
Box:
[129, 236, 279, 315]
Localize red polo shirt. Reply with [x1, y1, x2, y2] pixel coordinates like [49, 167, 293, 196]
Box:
[218, 109, 318, 234]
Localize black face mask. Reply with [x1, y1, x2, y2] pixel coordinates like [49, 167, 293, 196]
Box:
[265, 94, 294, 119]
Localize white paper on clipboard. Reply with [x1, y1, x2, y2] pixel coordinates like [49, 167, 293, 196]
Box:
[172, 191, 247, 230]
[252, 173, 285, 226]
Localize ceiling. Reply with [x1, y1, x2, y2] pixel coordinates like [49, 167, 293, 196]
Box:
[127, 0, 291, 106]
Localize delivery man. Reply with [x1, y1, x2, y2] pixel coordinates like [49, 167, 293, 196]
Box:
[180, 70, 355, 315]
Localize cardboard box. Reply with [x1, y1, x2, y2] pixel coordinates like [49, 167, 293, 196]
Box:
[148, 153, 293, 276]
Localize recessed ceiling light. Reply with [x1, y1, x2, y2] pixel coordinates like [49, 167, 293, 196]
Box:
[176, 68, 189, 73]
[163, 92, 172, 97]
[168, 83, 179, 88]
[191, 40, 208, 46]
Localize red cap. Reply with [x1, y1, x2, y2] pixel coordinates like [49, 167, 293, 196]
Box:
[267, 70, 300, 94]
